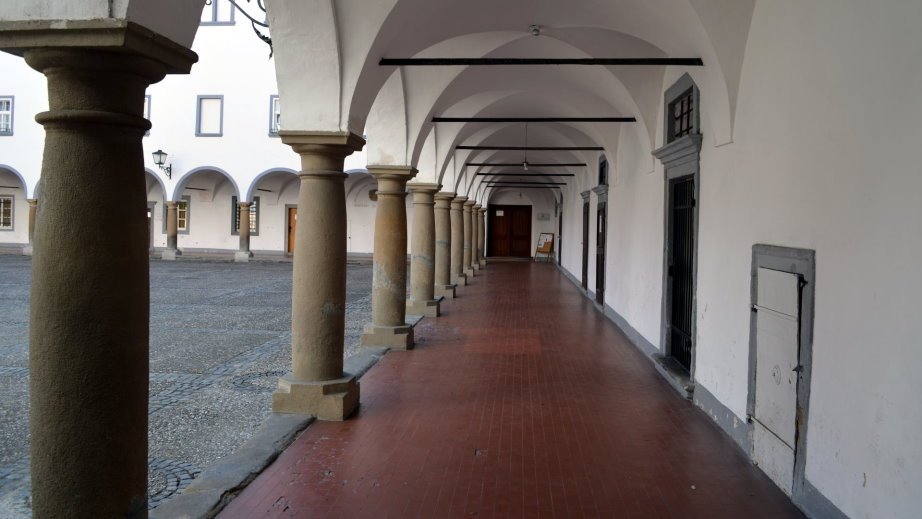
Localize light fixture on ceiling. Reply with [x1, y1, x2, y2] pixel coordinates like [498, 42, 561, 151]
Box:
[522, 122, 529, 170]
[529, 24, 541, 37]
[151, 149, 172, 179]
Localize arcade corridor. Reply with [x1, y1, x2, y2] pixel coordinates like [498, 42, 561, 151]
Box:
[220, 262, 802, 518]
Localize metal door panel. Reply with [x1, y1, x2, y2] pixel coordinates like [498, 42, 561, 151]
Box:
[753, 421, 795, 495]
[758, 267, 800, 318]
[754, 307, 799, 446]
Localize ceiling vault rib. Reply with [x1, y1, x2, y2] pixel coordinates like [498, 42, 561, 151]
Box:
[436, 117, 635, 123]
[467, 162, 586, 167]
[380, 58, 704, 66]
[477, 173, 576, 177]
[458, 146, 604, 151]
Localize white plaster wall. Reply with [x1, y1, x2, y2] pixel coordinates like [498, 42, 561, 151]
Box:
[696, 2, 922, 517]
[0, 51, 46, 201]
[174, 183, 238, 251]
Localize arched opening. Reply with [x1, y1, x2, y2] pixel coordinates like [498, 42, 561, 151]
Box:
[245, 168, 299, 255]
[170, 167, 242, 252]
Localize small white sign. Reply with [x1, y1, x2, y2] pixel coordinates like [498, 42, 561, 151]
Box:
[538, 212, 551, 221]
[496, 210, 505, 216]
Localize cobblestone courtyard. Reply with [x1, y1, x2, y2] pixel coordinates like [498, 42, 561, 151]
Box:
[0, 255, 373, 517]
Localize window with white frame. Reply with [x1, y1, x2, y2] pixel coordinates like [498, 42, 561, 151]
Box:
[165, 197, 191, 233]
[201, 0, 235, 25]
[232, 196, 259, 235]
[0, 97, 13, 135]
[0, 195, 13, 230]
[196, 95, 224, 136]
[269, 95, 281, 135]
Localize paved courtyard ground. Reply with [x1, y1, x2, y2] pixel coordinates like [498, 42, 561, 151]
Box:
[0, 255, 373, 517]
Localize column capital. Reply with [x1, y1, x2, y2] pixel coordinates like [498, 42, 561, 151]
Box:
[478, 207, 487, 215]
[27, 198, 38, 207]
[452, 196, 469, 207]
[463, 200, 476, 211]
[407, 182, 441, 195]
[0, 20, 199, 74]
[238, 201, 252, 209]
[280, 131, 364, 177]
[166, 200, 180, 208]
[473, 203, 482, 211]
[435, 191, 457, 202]
[368, 165, 416, 196]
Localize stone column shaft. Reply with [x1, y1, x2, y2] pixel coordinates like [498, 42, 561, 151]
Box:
[235, 201, 253, 262]
[272, 132, 364, 421]
[434, 192, 457, 299]
[463, 200, 475, 277]
[25, 47, 169, 519]
[361, 166, 417, 350]
[450, 196, 468, 286]
[406, 183, 441, 317]
[163, 200, 181, 260]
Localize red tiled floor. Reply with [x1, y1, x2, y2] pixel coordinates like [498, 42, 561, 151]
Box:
[220, 262, 803, 518]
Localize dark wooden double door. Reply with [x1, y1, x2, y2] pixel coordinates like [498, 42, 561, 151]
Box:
[488, 205, 532, 258]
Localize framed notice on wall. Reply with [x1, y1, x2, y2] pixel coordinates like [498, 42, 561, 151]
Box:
[535, 233, 555, 262]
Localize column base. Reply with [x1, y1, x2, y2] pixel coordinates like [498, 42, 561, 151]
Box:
[21, 245, 33, 256]
[406, 297, 443, 318]
[234, 251, 254, 263]
[272, 373, 359, 421]
[465, 268, 476, 278]
[472, 263, 481, 271]
[452, 274, 467, 286]
[479, 259, 487, 268]
[361, 323, 415, 350]
[162, 249, 182, 261]
[434, 284, 457, 299]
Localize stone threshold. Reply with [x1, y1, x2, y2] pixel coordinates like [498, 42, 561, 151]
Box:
[150, 346, 390, 519]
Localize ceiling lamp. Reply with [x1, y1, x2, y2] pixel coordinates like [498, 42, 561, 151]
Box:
[529, 24, 541, 37]
[522, 122, 529, 170]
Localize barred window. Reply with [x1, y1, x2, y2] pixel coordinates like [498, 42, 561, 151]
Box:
[0, 97, 13, 135]
[0, 196, 13, 230]
[670, 89, 695, 141]
[201, 0, 235, 25]
[232, 196, 259, 235]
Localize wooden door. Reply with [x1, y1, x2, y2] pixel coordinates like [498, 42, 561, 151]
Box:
[510, 206, 532, 257]
[287, 207, 297, 254]
[488, 205, 531, 258]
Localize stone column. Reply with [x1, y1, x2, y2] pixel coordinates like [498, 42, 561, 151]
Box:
[478, 207, 488, 267]
[162, 201, 182, 260]
[22, 47, 182, 519]
[450, 196, 468, 286]
[471, 203, 482, 271]
[463, 199, 476, 277]
[22, 198, 37, 256]
[234, 201, 253, 262]
[434, 192, 457, 299]
[405, 183, 442, 317]
[361, 166, 417, 350]
[272, 131, 364, 420]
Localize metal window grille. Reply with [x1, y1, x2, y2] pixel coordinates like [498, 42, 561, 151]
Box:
[0, 196, 12, 229]
[671, 89, 694, 141]
[270, 97, 281, 134]
[233, 196, 258, 234]
[0, 98, 12, 134]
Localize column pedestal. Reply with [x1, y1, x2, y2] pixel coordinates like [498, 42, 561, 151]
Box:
[272, 131, 364, 420]
[405, 183, 442, 317]
[22, 198, 37, 256]
[234, 201, 254, 262]
[361, 166, 417, 350]
[162, 200, 182, 260]
[451, 196, 468, 286]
